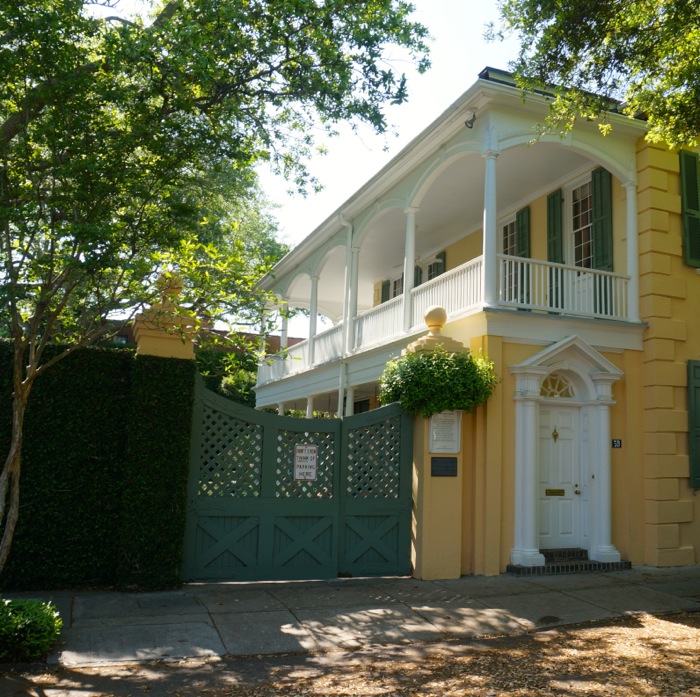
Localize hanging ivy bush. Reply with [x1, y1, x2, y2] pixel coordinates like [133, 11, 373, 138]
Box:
[378, 348, 499, 417]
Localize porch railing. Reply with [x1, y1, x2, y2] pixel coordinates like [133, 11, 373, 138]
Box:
[498, 255, 629, 321]
[257, 255, 632, 384]
[313, 323, 344, 365]
[411, 256, 483, 328]
[353, 294, 404, 349]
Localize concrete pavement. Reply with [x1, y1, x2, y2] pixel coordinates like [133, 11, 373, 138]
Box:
[11, 565, 700, 668]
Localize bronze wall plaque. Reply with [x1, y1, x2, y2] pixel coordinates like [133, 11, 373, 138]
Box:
[431, 457, 458, 477]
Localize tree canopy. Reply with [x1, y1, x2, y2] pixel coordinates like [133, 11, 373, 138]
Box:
[492, 0, 700, 148]
[0, 0, 430, 573]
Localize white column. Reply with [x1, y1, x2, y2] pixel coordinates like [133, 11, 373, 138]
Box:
[510, 395, 546, 567]
[279, 301, 289, 349]
[482, 150, 499, 307]
[589, 398, 622, 562]
[345, 387, 355, 417]
[308, 274, 319, 366]
[306, 396, 314, 419]
[341, 221, 353, 356]
[402, 207, 418, 332]
[347, 247, 360, 353]
[277, 403, 285, 416]
[624, 181, 640, 323]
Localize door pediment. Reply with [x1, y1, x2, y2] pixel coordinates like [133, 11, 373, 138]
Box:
[509, 335, 623, 402]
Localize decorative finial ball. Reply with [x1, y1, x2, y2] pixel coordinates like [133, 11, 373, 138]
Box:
[424, 305, 447, 335]
[157, 272, 184, 298]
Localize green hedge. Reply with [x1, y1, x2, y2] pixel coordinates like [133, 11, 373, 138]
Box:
[0, 343, 196, 591]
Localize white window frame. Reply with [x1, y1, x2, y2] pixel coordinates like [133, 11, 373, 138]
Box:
[565, 172, 594, 268]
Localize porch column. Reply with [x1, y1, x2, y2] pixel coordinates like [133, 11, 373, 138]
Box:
[308, 274, 319, 366]
[482, 149, 499, 307]
[347, 246, 360, 353]
[306, 396, 314, 419]
[624, 181, 641, 323]
[277, 403, 285, 416]
[402, 207, 418, 332]
[345, 387, 355, 417]
[510, 366, 547, 567]
[589, 377, 622, 562]
[279, 300, 289, 349]
[341, 219, 353, 355]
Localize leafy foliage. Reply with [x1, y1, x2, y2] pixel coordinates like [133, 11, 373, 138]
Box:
[0, 0, 428, 574]
[0, 597, 62, 662]
[378, 349, 498, 417]
[492, 0, 700, 148]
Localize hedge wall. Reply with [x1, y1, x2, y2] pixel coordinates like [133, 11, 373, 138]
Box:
[0, 343, 196, 591]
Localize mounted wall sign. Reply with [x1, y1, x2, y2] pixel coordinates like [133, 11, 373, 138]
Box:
[431, 457, 458, 477]
[429, 410, 462, 453]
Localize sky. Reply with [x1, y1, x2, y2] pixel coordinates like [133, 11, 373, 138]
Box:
[258, 0, 522, 248]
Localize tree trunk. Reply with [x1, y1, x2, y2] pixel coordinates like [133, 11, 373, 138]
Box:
[0, 345, 31, 576]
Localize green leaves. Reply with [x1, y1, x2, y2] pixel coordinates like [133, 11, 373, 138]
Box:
[0, 597, 62, 662]
[378, 348, 499, 417]
[493, 0, 700, 148]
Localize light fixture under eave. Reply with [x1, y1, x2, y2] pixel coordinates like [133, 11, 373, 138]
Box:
[464, 108, 477, 129]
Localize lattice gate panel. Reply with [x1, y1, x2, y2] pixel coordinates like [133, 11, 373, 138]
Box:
[197, 405, 263, 498]
[339, 404, 413, 577]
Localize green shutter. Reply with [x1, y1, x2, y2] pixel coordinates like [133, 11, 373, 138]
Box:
[688, 360, 700, 488]
[515, 206, 530, 258]
[547, 190, 564, 263]
[592, 167, 613, 271]
[435, 251, 446, 275]
[547, 190, 564, 310]
[680, 150, 700, 268]
[380, 280, 390, 303]
[414, 265, 422, 287]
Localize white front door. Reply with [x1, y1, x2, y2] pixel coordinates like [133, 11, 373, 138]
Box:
[538, 405, 582, 549]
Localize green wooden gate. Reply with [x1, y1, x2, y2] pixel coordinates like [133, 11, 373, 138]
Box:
[182, 383, 413, 581]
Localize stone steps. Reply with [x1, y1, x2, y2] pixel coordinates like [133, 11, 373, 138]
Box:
[507, 548, 632, 576]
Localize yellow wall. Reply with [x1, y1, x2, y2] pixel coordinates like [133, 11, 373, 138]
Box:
[637, 141, 698, 566]
[445, 230, 483, 269]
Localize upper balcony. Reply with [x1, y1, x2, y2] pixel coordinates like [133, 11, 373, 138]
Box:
[257, 253, 631, 385]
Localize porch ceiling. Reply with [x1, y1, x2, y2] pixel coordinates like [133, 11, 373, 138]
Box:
[284, 142, 593, 322]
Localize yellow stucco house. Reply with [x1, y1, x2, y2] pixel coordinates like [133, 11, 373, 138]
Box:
[255, 68, 700, 577]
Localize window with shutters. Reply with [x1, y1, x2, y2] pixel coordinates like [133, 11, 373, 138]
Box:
[426, 251, 446, 281]
[392, 275, 404, 298]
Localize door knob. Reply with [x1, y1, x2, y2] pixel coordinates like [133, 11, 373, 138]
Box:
[574, 483, 581, 495]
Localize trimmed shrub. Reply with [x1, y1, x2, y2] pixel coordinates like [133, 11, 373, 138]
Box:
[378, 348, 499, 417]
[0, 597, 62, 662]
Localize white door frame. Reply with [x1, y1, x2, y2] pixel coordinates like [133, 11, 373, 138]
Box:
[509, 336, 623, 567]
